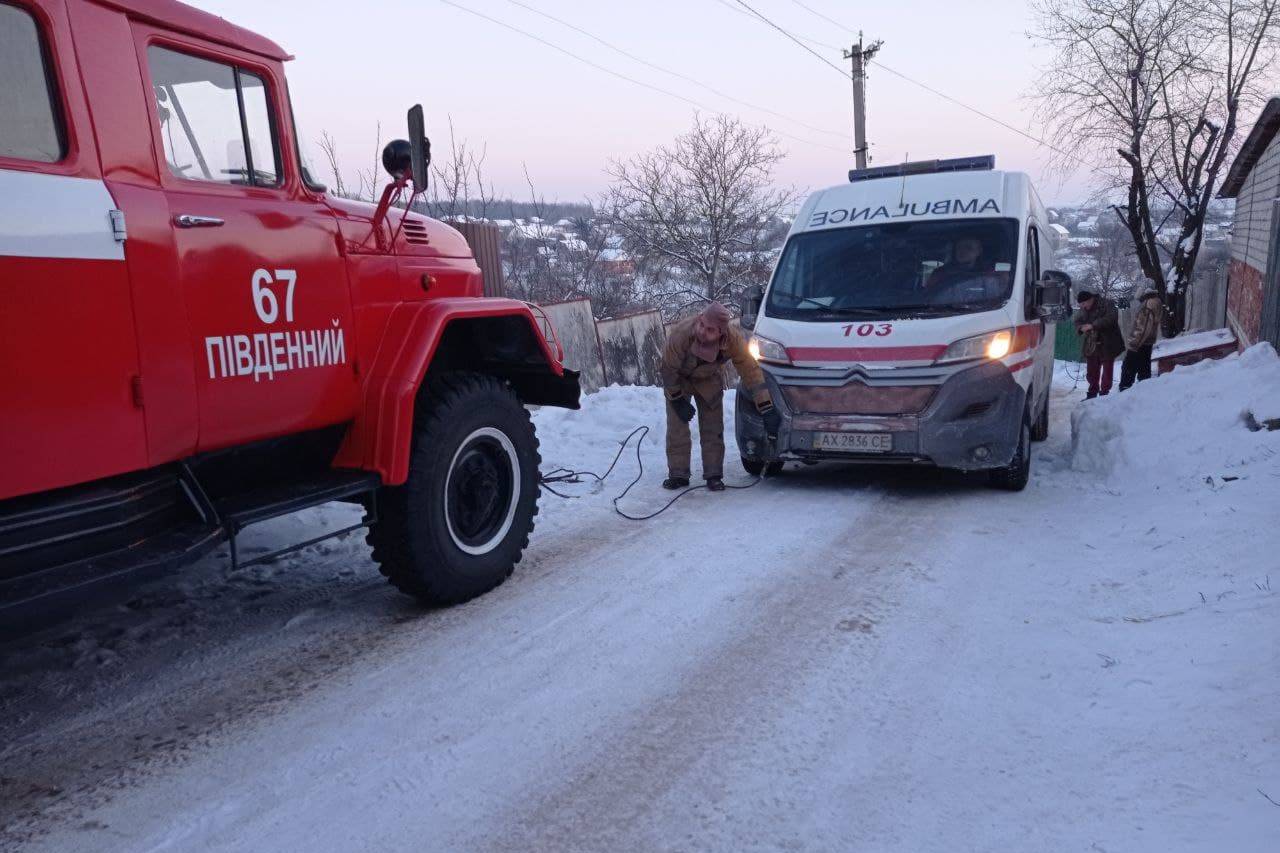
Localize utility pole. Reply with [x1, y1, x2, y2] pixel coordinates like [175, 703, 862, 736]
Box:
[844, 33, 882, 170]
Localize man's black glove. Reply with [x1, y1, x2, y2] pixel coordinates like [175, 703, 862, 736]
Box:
[757, 400, 781, 436]
[671, 396, 695, 423]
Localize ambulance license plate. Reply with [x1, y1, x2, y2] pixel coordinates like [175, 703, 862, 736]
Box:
[814, 431, 893, 453]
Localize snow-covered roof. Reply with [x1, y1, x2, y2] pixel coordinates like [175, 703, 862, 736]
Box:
[1219, 96, 1280, 198]
[1152, 327, 1236, 360]
[1049, 223, 1071, 238]
[507, 223, 561, 242]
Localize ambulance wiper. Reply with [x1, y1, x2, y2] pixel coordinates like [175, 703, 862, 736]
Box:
[889, 302, 984, 315]
[815, 306, 890, 317]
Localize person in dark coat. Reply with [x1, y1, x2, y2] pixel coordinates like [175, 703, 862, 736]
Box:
[1073, 290, 1125, 398]
[1120, 288, 1162, 391]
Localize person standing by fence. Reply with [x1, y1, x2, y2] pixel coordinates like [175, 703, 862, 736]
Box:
[1073, 290, 1125, 399]
[1120, 288, 1162, 391]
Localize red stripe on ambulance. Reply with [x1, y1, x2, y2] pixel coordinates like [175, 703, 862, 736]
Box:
[787, 344, 948, 362]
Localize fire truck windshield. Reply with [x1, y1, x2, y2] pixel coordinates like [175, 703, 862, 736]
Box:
[766, 218, 1020, 320]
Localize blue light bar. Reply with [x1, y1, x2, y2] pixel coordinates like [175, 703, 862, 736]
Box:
[848, 155, 995, 183]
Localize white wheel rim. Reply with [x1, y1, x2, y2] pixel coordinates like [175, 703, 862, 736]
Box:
[444, 427, 522, 556]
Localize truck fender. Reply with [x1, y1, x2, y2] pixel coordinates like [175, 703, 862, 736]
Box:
[333, 298, 577, 486]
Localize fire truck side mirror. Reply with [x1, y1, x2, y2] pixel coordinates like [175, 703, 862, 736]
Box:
[408, 105, 430, 193]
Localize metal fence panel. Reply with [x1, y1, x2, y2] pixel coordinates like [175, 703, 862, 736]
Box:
[596, 310, 666, 386]
[541, 298, 605, 394]
[452, 221, 505, 297]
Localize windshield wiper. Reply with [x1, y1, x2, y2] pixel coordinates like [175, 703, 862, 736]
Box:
[886, 302, 993, 314]
[783, 298, 888, 317]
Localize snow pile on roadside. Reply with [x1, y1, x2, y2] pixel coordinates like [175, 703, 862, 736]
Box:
[1069, 343, 1280, 482]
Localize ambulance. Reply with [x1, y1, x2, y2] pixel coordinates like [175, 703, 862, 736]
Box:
[736, 156, 1071, 490]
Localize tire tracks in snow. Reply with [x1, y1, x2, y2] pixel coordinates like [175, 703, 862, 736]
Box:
[474, 488, 946, 853]
[0, 506, 647, 849]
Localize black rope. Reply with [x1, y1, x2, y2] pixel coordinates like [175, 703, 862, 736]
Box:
[539, 425, 765, 521]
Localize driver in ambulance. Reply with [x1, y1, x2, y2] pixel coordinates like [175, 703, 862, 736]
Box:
[925, 235, 991, 291]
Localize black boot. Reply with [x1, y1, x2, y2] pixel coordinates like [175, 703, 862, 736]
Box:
[705, 477, 726, 492]
[663, 476, 690, 490]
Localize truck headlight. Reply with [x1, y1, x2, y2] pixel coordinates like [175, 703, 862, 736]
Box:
[937, 329, 1013, 364]
[749, 334, 790, 364]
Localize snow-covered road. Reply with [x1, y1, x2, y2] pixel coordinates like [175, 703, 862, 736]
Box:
[2, 353, 1278, 852]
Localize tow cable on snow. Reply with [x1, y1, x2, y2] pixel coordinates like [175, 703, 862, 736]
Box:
[538, 425, 765, 521]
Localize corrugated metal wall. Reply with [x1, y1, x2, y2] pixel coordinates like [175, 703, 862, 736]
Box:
[453, 222, 506, 297]
[1186, 263, 1230, 333]
[596, 310, 666, 387]
[541, 298, 606, 393]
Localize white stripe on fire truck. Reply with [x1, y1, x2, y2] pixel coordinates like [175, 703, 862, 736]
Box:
[0, 169, 125, 261]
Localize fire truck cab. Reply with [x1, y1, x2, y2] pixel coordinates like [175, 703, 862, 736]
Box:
[0, 0, 580, 621]
[737, 157, 1071, 489]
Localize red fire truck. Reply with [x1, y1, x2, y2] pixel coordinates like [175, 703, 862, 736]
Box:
[0, 0, 581, 620]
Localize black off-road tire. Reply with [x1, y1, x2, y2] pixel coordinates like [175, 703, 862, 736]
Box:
[367, 372, 540, 605]
[1030, 391, 1050, 442]
[741, 456, 784, 477]
[989, 408, 1032, 492]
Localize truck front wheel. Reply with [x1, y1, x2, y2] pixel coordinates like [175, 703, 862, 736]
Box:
[368, 372, 540, 605]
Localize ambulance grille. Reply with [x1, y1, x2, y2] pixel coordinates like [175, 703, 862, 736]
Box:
[782, 384, 936, 415]
[402, 220, 430, 245]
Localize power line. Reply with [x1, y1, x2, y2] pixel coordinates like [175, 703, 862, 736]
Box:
[708, 0, 844, 51]
[730, 0, 853, 81]
[870, 62, 1096, 172]
[503, 0, 848, 140]
[727, 0, 1101, 173]
[786, 0, 857, 36]
[436, 0, 851, 155]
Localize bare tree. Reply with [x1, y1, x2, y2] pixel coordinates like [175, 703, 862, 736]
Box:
[1032, 0, 1280, 335]
[317, 131, 348, 198]
[424, 117, 496, 221]
[355, 122, 383, 202]
[601, 113, 799, 318]
[1081, 217, 1146, 300]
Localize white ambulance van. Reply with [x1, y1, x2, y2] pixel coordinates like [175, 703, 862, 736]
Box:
[737, 156, 1071, 490]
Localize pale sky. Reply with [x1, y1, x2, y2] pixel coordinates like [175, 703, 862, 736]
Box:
[191, 0, 1093, 205]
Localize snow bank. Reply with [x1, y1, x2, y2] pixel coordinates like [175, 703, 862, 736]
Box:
[1069, 343, 1280, 482]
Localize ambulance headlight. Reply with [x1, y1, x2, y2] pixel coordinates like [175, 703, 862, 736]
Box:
[938, 329, 1013, 364]
[749, 334, 789, 364]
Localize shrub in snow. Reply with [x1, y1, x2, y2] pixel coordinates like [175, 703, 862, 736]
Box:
[1069, 343, 1280, 483]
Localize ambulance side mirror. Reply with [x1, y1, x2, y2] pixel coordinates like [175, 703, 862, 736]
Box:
[741, 285, 764, 331]
[1035, 270, 1072, 322]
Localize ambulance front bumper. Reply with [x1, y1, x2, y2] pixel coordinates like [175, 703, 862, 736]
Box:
[736, 359, 1027, 471]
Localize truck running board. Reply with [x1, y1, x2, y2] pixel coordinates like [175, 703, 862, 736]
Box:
[0, 465, 381, 628]
[213, 471, 380, 571]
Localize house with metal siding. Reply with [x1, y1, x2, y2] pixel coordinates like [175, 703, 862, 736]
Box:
[1218, 97, 1280, 350]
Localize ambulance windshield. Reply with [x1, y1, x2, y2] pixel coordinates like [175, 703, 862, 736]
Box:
[766, 218, 1020, 320]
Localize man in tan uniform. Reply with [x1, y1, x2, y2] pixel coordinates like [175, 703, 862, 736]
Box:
[659, 302, 778, 491]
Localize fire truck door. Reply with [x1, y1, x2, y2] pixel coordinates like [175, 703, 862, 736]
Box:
[141, 41, 356, 452]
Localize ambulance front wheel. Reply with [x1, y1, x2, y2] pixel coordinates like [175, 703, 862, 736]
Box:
[742, 456, 784, 477]
[1030, 390, 1050, 442]
[988, 408, 1031, 492]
